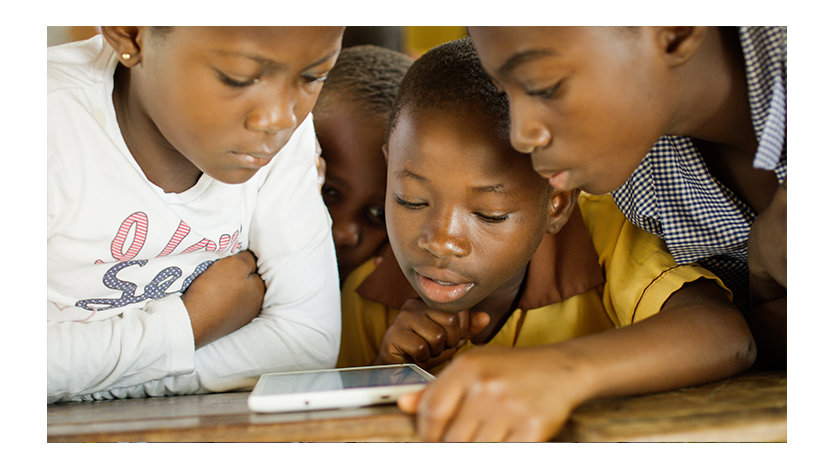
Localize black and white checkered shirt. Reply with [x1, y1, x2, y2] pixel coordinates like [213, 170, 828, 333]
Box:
[611, 26, 787, 306]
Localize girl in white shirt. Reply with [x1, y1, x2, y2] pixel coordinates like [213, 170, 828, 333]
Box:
[47, 27, 344, 402]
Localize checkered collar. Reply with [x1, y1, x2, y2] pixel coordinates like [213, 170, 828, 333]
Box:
[610, 26, 786, 301]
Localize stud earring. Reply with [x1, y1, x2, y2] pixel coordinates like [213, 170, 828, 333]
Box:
[121, 53, 131, 61]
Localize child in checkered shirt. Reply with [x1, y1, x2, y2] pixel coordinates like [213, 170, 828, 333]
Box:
[468, 27, 786, 367]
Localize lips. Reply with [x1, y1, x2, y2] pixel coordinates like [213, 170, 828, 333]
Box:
[546, 170, 571, 192]
[414, 269, 475, 305]
[230, 151, 275, 169]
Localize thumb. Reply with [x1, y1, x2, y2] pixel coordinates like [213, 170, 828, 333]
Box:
[468, 311, 490, 337]
[397, 389, 424, 414]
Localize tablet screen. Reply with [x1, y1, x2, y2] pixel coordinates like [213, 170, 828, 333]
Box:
[257, 365, 431, 395]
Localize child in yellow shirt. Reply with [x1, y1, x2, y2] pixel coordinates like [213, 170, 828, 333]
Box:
[337, 38, 754, 442]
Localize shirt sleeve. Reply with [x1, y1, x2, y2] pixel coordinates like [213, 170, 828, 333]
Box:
[46, 295, 197, 403]
[188, 115, 342, 392]
[579, 193, 731, 327]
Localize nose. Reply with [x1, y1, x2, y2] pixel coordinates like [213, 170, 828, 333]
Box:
[508, 100, 551, 154]
[417, 209, 470, 259]
[332, 219, 360, 248]
[245, 82, 298, 134]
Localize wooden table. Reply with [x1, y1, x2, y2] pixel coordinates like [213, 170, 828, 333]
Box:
[47, 370, 786, 443]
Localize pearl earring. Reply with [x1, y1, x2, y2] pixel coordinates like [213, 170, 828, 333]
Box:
[121, 53, 131, 61]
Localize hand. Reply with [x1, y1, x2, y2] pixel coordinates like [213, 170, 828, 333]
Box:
[748, 181, 786, 303]
[374, 298, 489, 370]
[398, 346, 586, 442]
[182, 250, 265, 348]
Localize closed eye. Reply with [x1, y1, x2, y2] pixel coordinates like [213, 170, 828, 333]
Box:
[394, 194, 426, 210]
[216, 70, 259, 88]
[302, 73, 329, 84]
[475, 212, 510, 223]
[526, 81, 561, 99]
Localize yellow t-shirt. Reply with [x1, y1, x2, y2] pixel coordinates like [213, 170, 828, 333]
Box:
[337, 193, 728, 373]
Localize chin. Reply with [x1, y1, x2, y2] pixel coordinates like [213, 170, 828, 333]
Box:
[420, 297, 472, 314]
[214, 169, 260, 185]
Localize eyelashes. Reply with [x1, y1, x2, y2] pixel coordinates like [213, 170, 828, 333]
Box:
[394, 194, 426, 210]
[394, 195, 511, 223]
[216, 71, 328, 89]
[475, 213, 509, 223]
[217, 71, 258, 88]
[526, 81, 562, 99]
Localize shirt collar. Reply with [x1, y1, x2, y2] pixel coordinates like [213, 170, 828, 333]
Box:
[356, 206, 605, 310]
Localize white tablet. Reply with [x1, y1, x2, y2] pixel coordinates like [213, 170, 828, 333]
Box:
[247, 364, 435, 413]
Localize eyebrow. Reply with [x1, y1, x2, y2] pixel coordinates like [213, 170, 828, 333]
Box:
[497, 48, 559, 79]
[394, 168, 512, 195]
[393, 168, 426, 182]
[473, 183, 510, 195]
[210, 47, 340, 71]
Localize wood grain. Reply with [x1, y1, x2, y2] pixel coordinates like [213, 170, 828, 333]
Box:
[47, 370, 785, 442]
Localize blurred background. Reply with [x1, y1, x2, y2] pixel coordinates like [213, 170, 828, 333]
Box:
[46, 26, 468, 58]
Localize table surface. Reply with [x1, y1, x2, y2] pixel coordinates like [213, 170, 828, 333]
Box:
[47, 370, 786, 443]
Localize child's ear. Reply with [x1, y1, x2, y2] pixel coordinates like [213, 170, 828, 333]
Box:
[652, 26, 709, 67]
[100, 26, 145, 67]
[546, 189, 580, 234]
[381, 143, 389, 163]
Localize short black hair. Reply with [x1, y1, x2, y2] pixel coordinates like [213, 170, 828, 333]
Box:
[387, 37, 510, 141]
[315, 45, 413, 119]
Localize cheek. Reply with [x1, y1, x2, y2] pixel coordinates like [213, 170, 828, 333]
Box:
[295, 88, 322, 123]
[157, 84, 238, 152]
[385, 209, 417, 261]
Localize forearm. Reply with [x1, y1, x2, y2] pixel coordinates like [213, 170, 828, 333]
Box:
[195, 231, 341, 392]
[549, 280, 756, 405]
[47, 295, 196, 403]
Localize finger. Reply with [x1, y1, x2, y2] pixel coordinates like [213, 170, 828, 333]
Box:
[457, 310, 469, 338]
[438, 382, 484, 442]
[468, 311, 491, 338]
[504, 420, 551, 443]
[426, 310, 465, 348]
[232, 249, 258, 273]
[416, 374, 468, 442]
[398, 312, 446, 360]
[471, 417, 512, 443]
[407, 317, 450, 357]
[422, 345, 460, 369]
[393, 332, 434, 364]
[397, 390, 423, 414]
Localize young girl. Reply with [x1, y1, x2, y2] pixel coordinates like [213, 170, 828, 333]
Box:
[47, 27, 344, 402]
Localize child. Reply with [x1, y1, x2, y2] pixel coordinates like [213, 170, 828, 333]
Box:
[47, 27, 344, 402]
[467, 26, 787, 366]
[337, 38, 755, 442]
[313, 45, 413, 283]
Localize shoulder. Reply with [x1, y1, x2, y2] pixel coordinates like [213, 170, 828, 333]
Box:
[342, 258, 379, 300]
[48, 35, 114, 94]
[576, 192, 627, 237]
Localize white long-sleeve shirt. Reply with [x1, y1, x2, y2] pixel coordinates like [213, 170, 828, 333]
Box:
[47, 36, 340, 403]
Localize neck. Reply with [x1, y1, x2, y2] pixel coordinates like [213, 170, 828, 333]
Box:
[112, 64, 202, 193]
[670, 27, 757, 157]
[469, 264, 527, 344]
